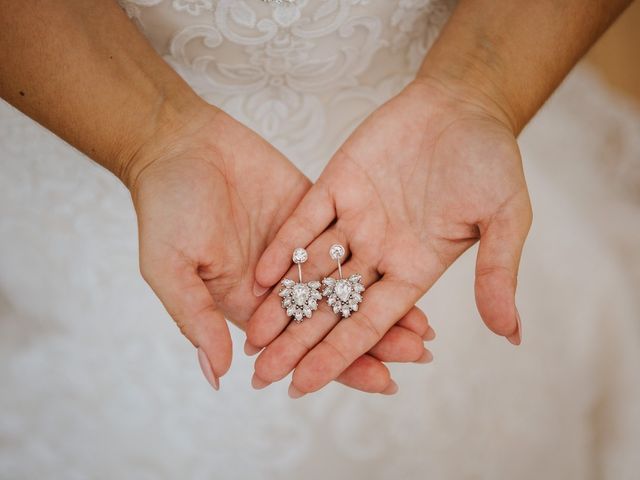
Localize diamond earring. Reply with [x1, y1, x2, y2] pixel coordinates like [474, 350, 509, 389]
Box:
[279, 247, 322, 323]
[322, 244, 365, 318]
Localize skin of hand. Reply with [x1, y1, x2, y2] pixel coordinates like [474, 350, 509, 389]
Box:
[250, 77, 532, 397]
[128, 102, 435, 392]
[248, 0, 632, 398]
[0, 1, 433, 394]
[245, 211, 435, 395]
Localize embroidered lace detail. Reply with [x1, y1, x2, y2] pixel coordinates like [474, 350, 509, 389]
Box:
[118, 0, 456, 174]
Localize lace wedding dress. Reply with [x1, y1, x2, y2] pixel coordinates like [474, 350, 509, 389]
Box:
[1, 1, 639, 478]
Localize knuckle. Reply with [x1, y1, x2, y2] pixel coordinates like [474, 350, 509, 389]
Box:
[286, 213, 316, 242]
[351, 311, 383, 342]
[174, 317, 194, 344]
[170, 302, 213, 339]
[284, 328, 315, 352]
[255, 300, 292, 346]
[475, 264, 512, 281]
[321, 337, 351, 370]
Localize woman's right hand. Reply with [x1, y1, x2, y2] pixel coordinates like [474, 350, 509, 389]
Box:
[126, 102, 432, 392]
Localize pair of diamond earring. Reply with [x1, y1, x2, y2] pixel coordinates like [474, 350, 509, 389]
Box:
[279, 244, 366, 323]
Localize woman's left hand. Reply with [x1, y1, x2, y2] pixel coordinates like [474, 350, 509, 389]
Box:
[249, 77, 532, 397]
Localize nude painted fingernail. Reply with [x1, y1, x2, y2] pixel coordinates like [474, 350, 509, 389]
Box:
[197, 347, 219, 391]
[506, 308, 522, 346]
[288, 383, 306, 399]
[423, 327, 436, 341]
[253, 281, 269, 297]
[415, 348, 434, 364]
[381, 379, 399, 395]
[251, 373, 271, 390]
[244, 340, 261, 356]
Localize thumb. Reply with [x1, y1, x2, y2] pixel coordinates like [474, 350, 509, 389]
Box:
[474, 201, 532, 345]
[141, 256, 233, 389]
[254, 180, 335, 290]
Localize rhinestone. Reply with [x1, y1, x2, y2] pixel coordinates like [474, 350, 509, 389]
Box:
[310, 290, 322, 300]
[282, 279, 295, 288]
[308, 280, 321, 289]
[354, 283, 365, 293]
[279, 288, 291, 297]
[294, 310, 303, 322]
[292, 283, 310, 306]
[292, 247, 308, 264]
[322, 277, 336, 286]
[329, 244, 345, 261]
[286, 306, 296, 316]
[303, 306, 312, 318]
[341, 308, 351, 318]
[348, 273, 362, 283]
[350, 292, 362, 304]
[333, 304, 341, 314]
[308, 299, 317, 310]
[335, 280, 352, 302]
[282, 298, 291, 307]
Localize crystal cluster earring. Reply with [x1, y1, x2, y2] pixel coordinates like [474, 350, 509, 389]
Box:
[279, 247, 322, 323]
[321, 244, 365, 318]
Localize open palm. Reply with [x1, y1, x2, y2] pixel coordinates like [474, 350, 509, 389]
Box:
[251, 79, 532, 396]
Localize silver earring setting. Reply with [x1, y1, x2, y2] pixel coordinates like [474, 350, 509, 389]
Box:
[279, 247, 322, 323]
[322, 244, 365, 318]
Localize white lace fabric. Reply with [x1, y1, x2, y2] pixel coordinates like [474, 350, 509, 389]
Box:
[119, 0, 455, 177]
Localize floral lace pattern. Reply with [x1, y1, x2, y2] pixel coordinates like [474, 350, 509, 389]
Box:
[173, 0, 213, 16]
[118, 0, 455, 176]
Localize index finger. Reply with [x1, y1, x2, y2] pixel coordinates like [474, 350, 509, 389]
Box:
[289, 274, 426, 394]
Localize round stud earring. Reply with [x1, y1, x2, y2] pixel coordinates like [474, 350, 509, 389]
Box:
[321, 244, 365, 318]
[279, 247, 322, 323]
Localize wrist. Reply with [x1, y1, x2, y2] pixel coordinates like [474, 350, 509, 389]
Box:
[415, 19, 528, 135]
[415, 62, 520, 135]
[114, 91, 217, 192]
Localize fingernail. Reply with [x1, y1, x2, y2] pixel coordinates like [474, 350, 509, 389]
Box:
[423, 327, 436, 341]
[288, 383, 306, 399]
[197, 347, 219, 391]
[506, 308, 522, 346]
[251, 372, 271, 390]
[415, 348, 434, 364]
[253, 281, 269, 297]
[244, 340, 261, 356]
[381, 379, 399, 395]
